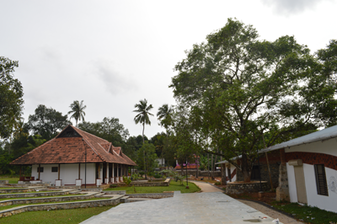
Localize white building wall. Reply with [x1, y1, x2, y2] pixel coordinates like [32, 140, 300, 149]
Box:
[80, 163, 96, 185]
[32, 163, 96, 185]
[285, 140, 337, 213]
[32, 164, 58, 184]
[225, 163, 237, 182]
[61, 164, 78, 185]
[304, 166, 337, 213]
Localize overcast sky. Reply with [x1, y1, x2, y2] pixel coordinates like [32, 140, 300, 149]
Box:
[1, 0, 336, 138]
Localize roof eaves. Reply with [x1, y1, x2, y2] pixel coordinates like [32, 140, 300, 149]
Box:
[82, 137, 105, 162]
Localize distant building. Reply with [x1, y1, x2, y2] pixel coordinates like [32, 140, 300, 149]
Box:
[10, 125, 136, 187]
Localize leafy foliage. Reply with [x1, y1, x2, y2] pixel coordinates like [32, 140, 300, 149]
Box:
[133, 99, 154, 143]
[68, 100, 86, 127]
[27, 105, 70, 140]
[170, 18, 337, 181]
[136, 141, 158, 173]
[0, 57, 23, 139]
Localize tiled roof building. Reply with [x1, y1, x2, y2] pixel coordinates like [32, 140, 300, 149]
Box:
[11, 125, 136, 187]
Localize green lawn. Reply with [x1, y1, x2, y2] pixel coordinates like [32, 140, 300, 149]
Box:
[0, 197, 109, 211]
[104, 180, 200, 194]
[0, 205, 115, 224]
[0, 176, 19, 184]
[0, 194, 83, 201]
[272, 201, 337, 224]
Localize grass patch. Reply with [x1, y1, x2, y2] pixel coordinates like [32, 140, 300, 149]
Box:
[0, 191, 62, 195]
[0, 197, 109, 211]
[0, 194, 83, 201]
[104, 180, 200, 194]
[0, 176, 19, 184]
[0, 205, 115, 223]
[272, 201, 337, 224]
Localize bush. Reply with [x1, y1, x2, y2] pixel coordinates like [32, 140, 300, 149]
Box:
[153, 172, 162, 178]
[123, 176, 132, 186]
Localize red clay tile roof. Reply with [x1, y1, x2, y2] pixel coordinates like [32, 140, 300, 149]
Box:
[10, 125, 136, 166]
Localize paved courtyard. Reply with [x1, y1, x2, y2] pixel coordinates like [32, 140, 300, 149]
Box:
[81, 191, 282, 224]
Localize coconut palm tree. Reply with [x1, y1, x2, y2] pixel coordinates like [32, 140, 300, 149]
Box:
[157, 104, 174, 131]
[133, 99, 153, 179]
[133, 99, 154, 143]
[68, 100, 86, 127]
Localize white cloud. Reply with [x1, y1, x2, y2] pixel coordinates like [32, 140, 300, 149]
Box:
[261, 0, 332, 15]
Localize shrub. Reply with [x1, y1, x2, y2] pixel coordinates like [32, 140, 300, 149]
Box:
[123, 176, 132, 186]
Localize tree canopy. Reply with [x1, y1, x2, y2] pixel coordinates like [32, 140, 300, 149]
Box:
[133, 99, 154, 143]
[170, 18, 337, 181]
[27, 104, 70, 140]
[68, 100, 86, 127]
[0, 57, 23, 139]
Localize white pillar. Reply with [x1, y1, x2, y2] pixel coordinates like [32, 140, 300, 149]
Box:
[112, 163, 114, 183]
[116, 164, 119, 183]
[105, 163, 109, 184]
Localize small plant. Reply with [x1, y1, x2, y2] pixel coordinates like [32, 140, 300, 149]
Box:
[9, 169, 15, 177]
[123, 176, 132, 186]
[215, 182, 221, 185]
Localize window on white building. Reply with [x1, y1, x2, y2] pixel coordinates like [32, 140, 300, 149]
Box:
[314, 164, 328, 196]
[37, 167, 44, 172]
[52, 167, 58, 172]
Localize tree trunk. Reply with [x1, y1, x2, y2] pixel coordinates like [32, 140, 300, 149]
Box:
[241, 151, 251, 182]
[221, 163, 227, 185]
[211, 154, 214, 180]
[142, 123, 147, 180]
[207, 153, 210, 180]
[196, 154, 199, 179]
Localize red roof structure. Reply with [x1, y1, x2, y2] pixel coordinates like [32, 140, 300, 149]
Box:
[10, 125, 136, 166]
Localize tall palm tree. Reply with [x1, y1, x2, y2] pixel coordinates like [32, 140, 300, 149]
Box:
[157, 104, 174, 131]
[133, 99, 153, 179]
[68, 100, 86, 127]
[133, 99, 154, 143]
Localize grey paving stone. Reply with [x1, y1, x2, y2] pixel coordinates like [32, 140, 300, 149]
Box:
[81, 192, 282, 224]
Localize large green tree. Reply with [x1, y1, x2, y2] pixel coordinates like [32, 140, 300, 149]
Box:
[136, 141, 158, 174]
[68, 100, 86, 127]
[170, 18, 336, 181]
[27, 105, 70, 140]
[0, 57, 24, 139]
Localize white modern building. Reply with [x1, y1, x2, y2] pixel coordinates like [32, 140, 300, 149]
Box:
[260, 125, 337, 213]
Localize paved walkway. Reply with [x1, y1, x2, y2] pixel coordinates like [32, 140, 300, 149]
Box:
[191, 181, 302, 224]
[81, 191, 281, 224]
[189, 180, 224, 192]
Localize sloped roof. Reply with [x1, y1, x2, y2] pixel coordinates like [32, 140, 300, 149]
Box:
[10, 125, 136, 166]
[260, 125, 337, 153]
